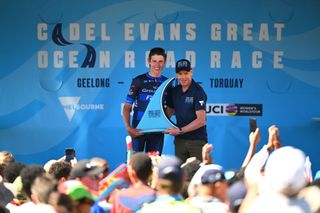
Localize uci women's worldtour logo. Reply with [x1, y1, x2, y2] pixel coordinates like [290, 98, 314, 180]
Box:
[206, 103, 263, 116]
[59, 97, 104, 121]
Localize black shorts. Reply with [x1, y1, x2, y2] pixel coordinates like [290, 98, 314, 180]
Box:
[132, 133, 164, 155]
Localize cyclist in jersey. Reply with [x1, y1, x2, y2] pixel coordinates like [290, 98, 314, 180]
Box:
[123, 47, 168, 155]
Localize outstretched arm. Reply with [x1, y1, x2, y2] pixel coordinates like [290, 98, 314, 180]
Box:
[239, 124, 282, 213]
[202, 143, 213, 165]
[241, 128, 261, 168]
[268, 125, 281, 150]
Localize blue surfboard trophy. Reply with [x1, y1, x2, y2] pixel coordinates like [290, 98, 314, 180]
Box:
[136, 77, 177, 133]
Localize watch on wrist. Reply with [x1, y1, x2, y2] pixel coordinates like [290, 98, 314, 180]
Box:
[179, 127, 184, 135]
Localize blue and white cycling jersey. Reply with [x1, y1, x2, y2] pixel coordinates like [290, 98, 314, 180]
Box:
[125, 72, 167, 128]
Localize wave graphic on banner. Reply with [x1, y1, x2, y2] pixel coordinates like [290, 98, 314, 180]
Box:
[52, 23, 73, 46]
[0, 1, 195, 154]
[235, 23, 320, 91]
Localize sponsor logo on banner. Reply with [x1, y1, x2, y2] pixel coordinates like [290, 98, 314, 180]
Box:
[59, 97, 104, 121]
[206, 103, 263, 116]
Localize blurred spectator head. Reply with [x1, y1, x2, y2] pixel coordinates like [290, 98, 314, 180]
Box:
[70, 160, 104, 179]
[43, 160, 57, 173]
[20, 165, 45, 199]
[200, 167, 228, 202]
[70, 160, 104, 192]
[59, 179, 97, 213]
[228, 180, 247, 213]
[156, 156, 184, 194]
[90, 157, 109, 177]
[181, 157, 201, 198]
[48, 161, 72, 182]
[298, 186, 320, 213]
[58, 179, 97, 202]
[128, 152, 152, 183]
[3, 162, 26, 183]
[188, 164, 223, 197]
[0, 151, 15, 165]
[201, 168, 226, 184]
[31, 173, 57, 204]
[48, 191, 73, 213]
[265, 146, 307, 197]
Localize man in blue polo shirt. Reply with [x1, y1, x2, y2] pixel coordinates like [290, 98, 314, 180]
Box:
[123, 47, 168, 155]
[166, 59, 208, 163]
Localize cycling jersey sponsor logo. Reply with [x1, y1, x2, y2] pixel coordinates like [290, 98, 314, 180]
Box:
[142, 88, 155, 93]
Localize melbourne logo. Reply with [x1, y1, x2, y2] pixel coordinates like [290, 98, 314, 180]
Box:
[59, 97, 104, 121]
[59, 97, 80, 121]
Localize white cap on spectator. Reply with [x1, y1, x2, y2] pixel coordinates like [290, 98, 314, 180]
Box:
[188, 164, 223, 197]
[265, 146, 307, 196]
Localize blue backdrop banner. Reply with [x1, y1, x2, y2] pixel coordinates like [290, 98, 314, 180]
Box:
[0, 0, 319, 173]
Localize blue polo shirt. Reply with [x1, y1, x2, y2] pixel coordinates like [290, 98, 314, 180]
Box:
[125, 73, 167, 128]
[167, 79, 207, 141]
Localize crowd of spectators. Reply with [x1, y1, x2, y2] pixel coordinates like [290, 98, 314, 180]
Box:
[1, 125, 320, 213]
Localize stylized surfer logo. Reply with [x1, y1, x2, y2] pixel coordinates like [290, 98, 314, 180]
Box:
[52, 23, 96, 68]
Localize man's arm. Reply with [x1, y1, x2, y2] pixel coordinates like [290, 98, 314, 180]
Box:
[268, 125, 281, 150]
[201, 143, 213, 165]
[122, 103, 141, 138]
[167, 109, 206, 136]
[241, 128, 261, 168]
[182, 109, 206, 133]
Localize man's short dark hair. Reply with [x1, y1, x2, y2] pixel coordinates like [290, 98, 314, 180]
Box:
[48, 162, 72, 180]
[148, 47, 166, 61]
[3, 162, 26, 183]
[20, 165, 45, 199]
[31, 174, 57, 204]
[157, 179, 184, 194]
[130, 152, 152, 182]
